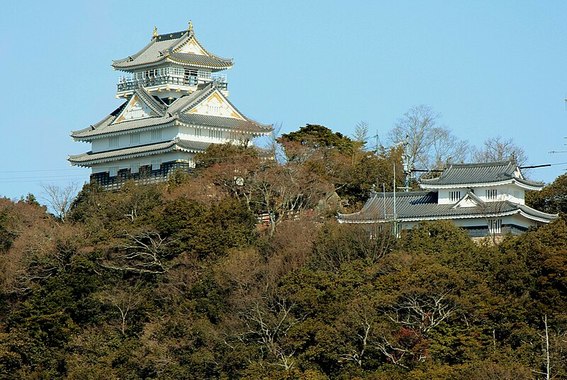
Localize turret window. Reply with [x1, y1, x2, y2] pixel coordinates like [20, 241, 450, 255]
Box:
[486, 189, 498, 200]
[449, 191, 461, 202]
[488, 219, 502, 234]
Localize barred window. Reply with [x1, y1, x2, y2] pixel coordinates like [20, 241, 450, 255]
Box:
[109, 136, 119, 148]
[130, 133, 140, 145]
[449, 191, 461, 202]
[488, 219, 502, 234]
[486, 189, 498, 200]
[208, 130, 223, 139]
[151, 130, 162, 141]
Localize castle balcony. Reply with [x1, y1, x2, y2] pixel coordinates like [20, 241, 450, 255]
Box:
[116, 75, 228, 97]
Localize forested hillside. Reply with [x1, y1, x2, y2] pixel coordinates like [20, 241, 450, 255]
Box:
[1, 125, 566, 379]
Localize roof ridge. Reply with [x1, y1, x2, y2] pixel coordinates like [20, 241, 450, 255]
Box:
[170, 31, 233, 63]
[450, 160, 513, 167]
[175, 84, 216, 114]
[133, 88, 166, 116]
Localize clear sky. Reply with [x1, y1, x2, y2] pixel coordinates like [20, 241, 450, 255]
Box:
[1, 1, 567, 202]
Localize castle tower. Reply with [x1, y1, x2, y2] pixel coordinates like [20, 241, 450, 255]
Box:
[69, 23, 272, 189]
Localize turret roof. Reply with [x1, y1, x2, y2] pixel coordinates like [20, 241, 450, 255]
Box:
[420, 161, 543, 190]
[337, 191, 557, 224]
[112, 27, 233, 71]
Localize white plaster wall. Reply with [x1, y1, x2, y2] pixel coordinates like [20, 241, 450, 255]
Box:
[399, 214, 539, 232]
[91, 126, 178, 153]
[91, 151, 194, 175]
[437, 184, 525, 205]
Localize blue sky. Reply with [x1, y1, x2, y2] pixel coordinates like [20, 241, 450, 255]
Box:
[1, 1, 567, 201]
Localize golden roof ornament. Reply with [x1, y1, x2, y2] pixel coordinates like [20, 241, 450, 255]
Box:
[152, 26, 158, 39]
[188, 20, 193, 33]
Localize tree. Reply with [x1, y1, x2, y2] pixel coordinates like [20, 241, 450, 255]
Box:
[194, 142, 260, 169]
[472, 136, 527, 166]
[41, 183, 78, 221]
[389, 105, 469, 171]
[353, 121, 370, 150]
[526, 173, 567, 214]
[101, 231, 170, 274]
[96, 282, 145, 336]
[278, 124, 357, 160]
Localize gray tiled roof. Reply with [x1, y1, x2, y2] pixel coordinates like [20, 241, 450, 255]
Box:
[337, 191, 557, 223]
[68, 139, 210, 166]
[420, 161, 543, 188]
[71, 84, 272, 140]
[134, 88, 167, 116]
[179, 114, 271, 133]
[168, 52, 233, 69]
[71, 114, 175, 140]
[167, 85, 216, 114]
[112, 30, 232, 71]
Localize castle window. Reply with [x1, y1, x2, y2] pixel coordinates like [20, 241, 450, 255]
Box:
[488, 219, 502, 234]
[151, 130, 162, 141]
[131, 162, 140, 174]
[449, 191, 461, 202]
[208, 130, 223, 139]
[109, 136, 119, 148]
[130, 133, 140, 145]
[486, 189, 498, 200]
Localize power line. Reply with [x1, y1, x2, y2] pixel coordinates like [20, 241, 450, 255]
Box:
[0, 168, 82, 174]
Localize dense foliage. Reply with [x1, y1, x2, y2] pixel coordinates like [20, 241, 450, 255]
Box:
[0, 128, 565, 379]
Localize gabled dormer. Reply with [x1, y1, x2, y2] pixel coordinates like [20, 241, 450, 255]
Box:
[112, 88, 166, 124]
[113, 22, 233, 101]
[420, 161, 544, 206]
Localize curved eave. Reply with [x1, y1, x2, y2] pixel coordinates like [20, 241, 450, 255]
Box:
[166, 55, 233, 70]
[112, 56, 168, 71]
[71, 119, 176, 142]
[112, 38, 158, 70]
[68, 140, 205, 167]
[175, 119, 272, 136]
[338, 207, 557, 225]
[172, 33, 233, 66]
[517, 205, 558, 223]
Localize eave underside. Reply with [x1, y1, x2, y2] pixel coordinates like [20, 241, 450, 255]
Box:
[69, 140, 209, 167]
[338, 191, 557, 224]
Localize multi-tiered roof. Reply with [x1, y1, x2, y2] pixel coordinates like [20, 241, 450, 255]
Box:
[419, 161, 543, 190]
[113, 24, 233, 71]
[338, 161, 557, 236]
[69, 23, 272, 187]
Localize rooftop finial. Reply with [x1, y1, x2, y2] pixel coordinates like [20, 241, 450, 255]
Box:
[188, 20, 193, 33]
[152, 26, 158, 39]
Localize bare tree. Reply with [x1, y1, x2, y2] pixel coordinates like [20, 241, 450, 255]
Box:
[41, 183, 78, 221]
[236, 297, 303, 371]
[384, 291, 457, 335]
[473, 136, 527, 166]
[389, 105, 469, 171]
[101, 231, 170, 274]
[339, 313, 372, 367]
[96, 282, 144, 336]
